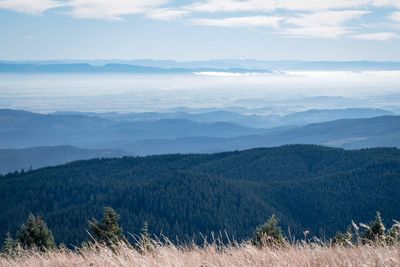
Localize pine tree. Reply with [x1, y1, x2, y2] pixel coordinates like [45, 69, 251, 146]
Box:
[252, 214, 285, 247]
[88, 206, 125, 246]
[333, 230, 353, 247]
[138, 221, 153, 253]
[361, 212, 386, 244]
[387, 220, 400, 245]
[16, 214, 56, 251]
[1, 232, 19, 256]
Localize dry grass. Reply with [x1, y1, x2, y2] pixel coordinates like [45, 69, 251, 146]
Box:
[1, 242, 399, 267]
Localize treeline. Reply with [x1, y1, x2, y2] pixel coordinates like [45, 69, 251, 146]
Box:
[2, 208, 400, 256]
[0, 145, 399, 245]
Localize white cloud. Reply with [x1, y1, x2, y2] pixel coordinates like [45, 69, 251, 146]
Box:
[371, 0, 400, 9]
[66, 0, 169, 20]
[276, 0, 367, 11]
[187, 0, 400, 13]
[281, 10, 369, 38]
[187, 0, 275, 13]
[185, 1, 398, 39]
[0, 0, 63, 15]
[0, 0, 399, 42]
[192, 16, 283, 27]
[283, 26, 352, 39]
[147, 8, 188, 21]
[0, 0, 170, 20]
[388, 11, 400, 22]
[352, 32, 397, 40]
[190, 10, 368, 35]
[286, 10, 369, 28]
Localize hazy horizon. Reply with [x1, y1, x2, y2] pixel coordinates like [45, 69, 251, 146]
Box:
[2, 58, 400, 62]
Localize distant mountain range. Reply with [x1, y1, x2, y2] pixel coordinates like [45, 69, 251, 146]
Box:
[2, 59, 400, 71]
[54, 108, 394, 128]
[122, 116, 400, 154]
[0, 146, 127, 175]
[1, 109, 399, 156]
[0, 63, 272, 74]
[0, 109, 266, 148]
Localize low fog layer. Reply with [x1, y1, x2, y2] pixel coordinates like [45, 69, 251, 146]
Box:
[0, 71, 399, 114]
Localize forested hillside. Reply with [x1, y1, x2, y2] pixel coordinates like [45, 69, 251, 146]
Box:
[0, 146, 127, 174]
[1, 145, 399, 246]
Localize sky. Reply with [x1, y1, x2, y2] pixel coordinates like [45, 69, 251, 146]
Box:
[1, 0, 400, 61]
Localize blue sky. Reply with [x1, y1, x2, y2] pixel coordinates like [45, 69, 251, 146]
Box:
[1, 0, 400, 61]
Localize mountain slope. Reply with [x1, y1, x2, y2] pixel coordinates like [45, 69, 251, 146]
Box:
[269, 115, 400, 147]
[1, 145, 399, 245]
[0, 146, 128, 174]
[1, 109, 399, 154]
[124, 116, 400, 154]
[279, 108, 395, 126]
[0, 109, 264, 149]
[52, 108, 394, 128]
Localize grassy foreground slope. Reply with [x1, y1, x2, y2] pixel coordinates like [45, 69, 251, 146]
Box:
[1, 243, 399, 267]
[0, 145, 399, 245]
